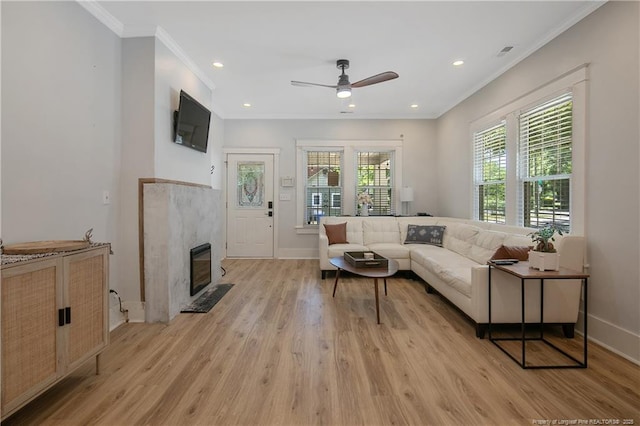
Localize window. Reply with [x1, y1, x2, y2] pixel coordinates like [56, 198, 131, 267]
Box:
[470, 65, 587, 233]
[519, 95, 572, 232]
[331, 193, 341, 208]
[296, 140, 403, 232]
[311, 193, 323, 207]
[473, 122, 506, 223]
[356, 151, 394, 216]
[304, 151, 342, 225]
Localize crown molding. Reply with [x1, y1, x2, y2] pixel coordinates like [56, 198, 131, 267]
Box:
[438, 1, 606, 118]
[76, 0, 124, 37]
[153, 26, 216, 91]
[76, 1, 216, 95]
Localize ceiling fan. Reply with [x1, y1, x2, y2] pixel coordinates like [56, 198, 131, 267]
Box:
[291, 59, 399, 99]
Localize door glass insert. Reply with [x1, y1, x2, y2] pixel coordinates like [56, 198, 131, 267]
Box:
[237, 162, 265, 207]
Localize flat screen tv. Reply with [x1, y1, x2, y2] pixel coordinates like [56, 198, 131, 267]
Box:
[173, 90, 211, 153]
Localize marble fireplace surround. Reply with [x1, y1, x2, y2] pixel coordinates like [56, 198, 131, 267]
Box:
[140, 179, 223, 323]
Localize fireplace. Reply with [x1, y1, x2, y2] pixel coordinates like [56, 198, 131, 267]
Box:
[190, 243, 212, 296]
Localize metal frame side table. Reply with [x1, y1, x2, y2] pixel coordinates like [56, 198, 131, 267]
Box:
[488, 261, 589, 369]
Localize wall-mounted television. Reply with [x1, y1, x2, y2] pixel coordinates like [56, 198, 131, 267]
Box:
[173, 90, 211, 153]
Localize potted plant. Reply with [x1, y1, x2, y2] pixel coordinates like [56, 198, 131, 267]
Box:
[357, 192, 373, 216]
[528, 224, 563, 271]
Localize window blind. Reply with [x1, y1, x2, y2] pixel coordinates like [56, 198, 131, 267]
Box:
[473, 121, 506, 223]
[305, 150, 342, 225]
[518, 93, 572, 230]
[356, 151, 394, 216]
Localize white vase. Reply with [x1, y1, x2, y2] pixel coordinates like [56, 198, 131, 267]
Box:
[360, 206, 369, 217]
[528, 251, 560, 271]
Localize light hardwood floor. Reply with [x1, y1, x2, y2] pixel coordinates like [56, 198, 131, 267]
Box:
[5, 259, 639, 425]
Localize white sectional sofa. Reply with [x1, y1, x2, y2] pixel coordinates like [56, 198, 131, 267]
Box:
[319, 216, 586, 338]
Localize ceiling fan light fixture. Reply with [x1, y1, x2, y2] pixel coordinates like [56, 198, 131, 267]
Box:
[336, 87, 352, 98]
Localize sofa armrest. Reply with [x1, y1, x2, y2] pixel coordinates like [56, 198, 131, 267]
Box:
[471, 265, 490, 322]
[319, 233, 331, 270]
[557, 235, 586, 271]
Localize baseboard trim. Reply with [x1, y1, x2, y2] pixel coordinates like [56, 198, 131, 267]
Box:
[123, 301, 146, 323]
[577, 311, 640, 365]
[277, 248, 318, 259]
[109, 305, 125, 331]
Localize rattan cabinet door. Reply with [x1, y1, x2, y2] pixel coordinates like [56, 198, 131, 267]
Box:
[63, 247, 109, 372]
[1, 258, 63, 415]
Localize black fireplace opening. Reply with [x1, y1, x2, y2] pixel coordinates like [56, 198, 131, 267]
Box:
[190, 243, 212, 296]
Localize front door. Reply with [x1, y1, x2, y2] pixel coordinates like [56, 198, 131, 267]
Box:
[226, 154, 274, 257]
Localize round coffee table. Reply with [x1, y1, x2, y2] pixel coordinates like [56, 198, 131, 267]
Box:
[329, 256, 399, 324]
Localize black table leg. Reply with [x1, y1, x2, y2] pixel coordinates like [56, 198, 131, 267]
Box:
[374, 278, 380, 324]
[332, 268, 341, 297]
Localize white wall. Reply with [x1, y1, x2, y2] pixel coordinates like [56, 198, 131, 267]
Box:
[223, 119, 437, 257]
[1, 1, 122, 284]
[436, 1, 639, 362]
[154, 38, 212, 186]
[210, 113, 225, 190]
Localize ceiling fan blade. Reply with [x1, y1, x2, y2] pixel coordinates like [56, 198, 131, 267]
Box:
[291, 80, 337, 89]
[351, 71, 399, 88]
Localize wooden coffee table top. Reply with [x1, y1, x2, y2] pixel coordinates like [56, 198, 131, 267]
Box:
[330, 256, 399, 278]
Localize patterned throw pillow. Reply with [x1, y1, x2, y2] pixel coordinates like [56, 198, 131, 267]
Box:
[404, 225, 446, 246]
[324, 223, 348, 245]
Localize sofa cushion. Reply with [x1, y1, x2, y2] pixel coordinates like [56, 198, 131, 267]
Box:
[469, 230, 508, 264]
[442, 222, 482, 258]
[324, 223, 348, 245]
[491, 245, 531, 261]
[367, 243, 411, 259]
[363, 220, 401, 245]
[404, 225, 446, 246]
[409, 245, 477, 297]
[503, 233, 535, 247]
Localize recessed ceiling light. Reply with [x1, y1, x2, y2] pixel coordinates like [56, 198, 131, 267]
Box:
[212, 62, 224, 68]
[453, 60, 464, 66]
[243, 103, 251, 107]
[410, 104, 419, 109]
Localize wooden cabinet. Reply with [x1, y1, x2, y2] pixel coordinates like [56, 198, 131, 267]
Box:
[1, 245, 109, 419]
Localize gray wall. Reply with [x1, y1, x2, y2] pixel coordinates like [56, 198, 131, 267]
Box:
[1, 1, 122, 283]
[436, 1, 639, 361]
[118, 37, 155, 302]
[223, 119, 437, 256]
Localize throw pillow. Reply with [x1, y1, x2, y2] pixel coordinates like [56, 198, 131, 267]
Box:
[404, 225, 446, 246]
[324, 223, 348, 245]
[490, 245, 532, 261]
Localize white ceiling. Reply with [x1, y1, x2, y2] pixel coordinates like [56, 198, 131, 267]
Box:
[93, 1, 604, 119]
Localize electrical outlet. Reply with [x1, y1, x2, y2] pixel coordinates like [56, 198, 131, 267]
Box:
[102, 191, 111, 205]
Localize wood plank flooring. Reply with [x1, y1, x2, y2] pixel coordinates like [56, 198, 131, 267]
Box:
[5, 259, 639, 425]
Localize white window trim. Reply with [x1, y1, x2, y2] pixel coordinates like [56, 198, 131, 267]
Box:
[469, 64, 588, 235]
[295, 139, 403, 234]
